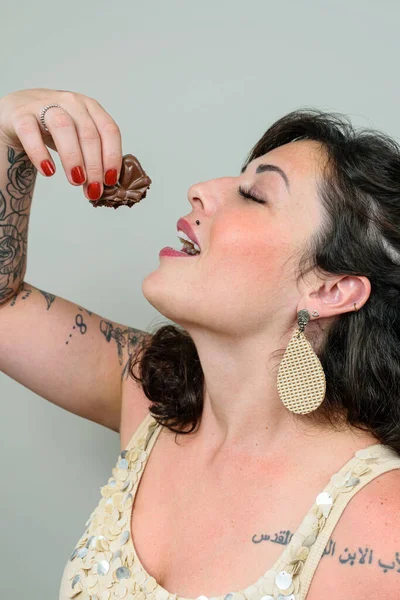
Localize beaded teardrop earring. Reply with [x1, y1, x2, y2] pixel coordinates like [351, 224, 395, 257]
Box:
[277, 309, 326, 415]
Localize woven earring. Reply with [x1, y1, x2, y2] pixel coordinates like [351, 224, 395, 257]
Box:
[277, 309, 326, 415]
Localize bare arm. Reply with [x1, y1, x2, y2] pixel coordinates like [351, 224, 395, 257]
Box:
[0, 143, 35, 303]
[0, 144, 150, 431]
[0, 281, 151, 432]
[0, 88, 152, 432]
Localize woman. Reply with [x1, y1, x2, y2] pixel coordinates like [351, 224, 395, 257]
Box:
[0, 89, 399, 600]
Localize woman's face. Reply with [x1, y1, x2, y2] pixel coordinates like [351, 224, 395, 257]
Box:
[142, 139, 327, 338]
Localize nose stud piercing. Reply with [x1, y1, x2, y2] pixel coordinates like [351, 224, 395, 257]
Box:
[196, 220, 200, 225]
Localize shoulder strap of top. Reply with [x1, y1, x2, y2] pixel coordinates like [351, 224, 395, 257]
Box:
[124, 411, 157, 451]
[299, 446, 400, 599]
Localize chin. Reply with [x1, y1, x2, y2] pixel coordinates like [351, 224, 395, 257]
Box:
[141, 270, 189, 324]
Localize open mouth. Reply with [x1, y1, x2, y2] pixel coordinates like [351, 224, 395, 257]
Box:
[178, 237, 201, 255]
[176, 230, 201, 255]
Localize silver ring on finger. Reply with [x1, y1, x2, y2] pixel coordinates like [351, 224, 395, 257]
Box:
[39, 104, 64, 133]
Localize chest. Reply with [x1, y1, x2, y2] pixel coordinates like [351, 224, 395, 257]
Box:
[126, 428, 356, 599]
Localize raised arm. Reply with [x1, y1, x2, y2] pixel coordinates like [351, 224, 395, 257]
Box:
[0, 90, 151, 432]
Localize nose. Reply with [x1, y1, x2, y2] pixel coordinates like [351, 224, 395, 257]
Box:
[187, 177, 236, 214]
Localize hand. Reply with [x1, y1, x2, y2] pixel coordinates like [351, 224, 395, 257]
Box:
[0, 88, 123, 201]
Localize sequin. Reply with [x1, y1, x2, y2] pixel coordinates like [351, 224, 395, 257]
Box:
[86, 536, 97, 549]
[133, 461, 143, 474]
[127, 449, 139, 462]
[316, 491, 332, 506]
[344, 476, 360, 487]
[114, 582, 128, 597]
[124, 493, 134, 507]
[96, 536, 110, 552]
[120, 530, 130, 545]
[134, 570, 147, 585]
[144, 577, 158, 592]
[275, 571, 293, 590]
[355, 448, 375, 459]
[116, 567, 131, 580]
[243, 585, 259, 600]
[155, 590, 170, 600]
[70, 548, 79, 561]
[315, 491, 333, 517]
[97, 560, 110, 575]
[302, 532, 317, 548]
[87, 574, 98, 587]
[65, 415, 395, 600]
[330, 473, 346, 488]
[115, 468, 130, 482]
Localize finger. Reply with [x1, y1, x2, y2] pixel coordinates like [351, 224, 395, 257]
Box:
[63, 106, 105, 201]
[13, 114, 56, 177]
[85, 99, 123, 187]
[37, 106, 87, 187]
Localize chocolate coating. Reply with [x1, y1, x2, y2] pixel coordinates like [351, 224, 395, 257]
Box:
[90, 154, 151, 208]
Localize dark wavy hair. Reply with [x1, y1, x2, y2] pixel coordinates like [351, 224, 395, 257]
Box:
[130, 108, 400, 456]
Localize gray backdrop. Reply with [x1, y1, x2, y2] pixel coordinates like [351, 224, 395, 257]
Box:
[1, 1, 400, 597]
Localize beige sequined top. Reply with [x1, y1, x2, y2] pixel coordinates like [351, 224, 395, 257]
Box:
[59, 412, 400, 600]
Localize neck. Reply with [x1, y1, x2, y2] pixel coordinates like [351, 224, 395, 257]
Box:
[177, 326, 377, 466]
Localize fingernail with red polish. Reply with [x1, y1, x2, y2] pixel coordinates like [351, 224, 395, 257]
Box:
[88, 182, 101, 201]
[71, 166, 85, 184]
[41, 160, 55, 177]
[105, 169, 118, 186]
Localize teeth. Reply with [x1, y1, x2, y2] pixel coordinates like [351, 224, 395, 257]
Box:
[177, 230, 201, 253]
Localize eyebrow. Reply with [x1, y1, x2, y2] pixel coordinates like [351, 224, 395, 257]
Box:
[241, 162, 290, 193]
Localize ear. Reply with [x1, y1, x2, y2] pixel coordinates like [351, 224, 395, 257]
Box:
[299, 275, 371, 319]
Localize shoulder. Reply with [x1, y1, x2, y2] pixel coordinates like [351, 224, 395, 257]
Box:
[307, 466, 400, 600]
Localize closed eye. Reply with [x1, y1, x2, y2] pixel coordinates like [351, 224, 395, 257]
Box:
[237, 185, 267, 204]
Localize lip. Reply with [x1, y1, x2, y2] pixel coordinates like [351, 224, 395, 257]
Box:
[176, 218, 201, 250]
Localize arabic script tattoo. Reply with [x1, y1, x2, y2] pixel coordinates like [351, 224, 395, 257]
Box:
[252, 529, 400, 574]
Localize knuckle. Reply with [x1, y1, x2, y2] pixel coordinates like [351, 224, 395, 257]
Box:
[106, 150, 122, 160]
[59, 91, 79, 104]
[80, 124, 100, 142]
[53, 113, 73, 129]
[101, 121, 120, 136]
[65, 149, 80, 160]
[14, 117, 36, 136]
[85, 163, 102, 175]
[88, 97, 101, 108]
[29, 146, 43, 157]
